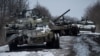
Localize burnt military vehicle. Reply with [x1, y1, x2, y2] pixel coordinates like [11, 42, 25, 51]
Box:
[6, 9, 60, 51]
[49, 9, 79, 36]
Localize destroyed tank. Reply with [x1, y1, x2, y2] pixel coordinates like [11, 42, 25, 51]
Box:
[49, 9, 79, 36]
[5, 9, 60, 51]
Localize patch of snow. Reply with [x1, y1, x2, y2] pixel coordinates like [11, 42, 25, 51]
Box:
[43, 49, 70, 56]
[36, 18, 42, 23]
[0, 45, 55, 56]
[0, 51, 54, 56]
[36, 24, 51, 33]
[80, 31, 100, 35]
[0, 45, 9, 52]
[60, 36, 74, 49]
[80, 31, 92, 34]
[37, 51, 54, 56]
[74, 43, 90, 56]
[76, 24, 82, 28]
[0, 51, 29, 56]
[84, 37, 98, 46]
[74, 32, 100, 56]
[80, 25, 95, 29]
[26, 51, 54, 56]
[83, 35, 100, 53]
[73, 36, 90, 56]
[92, 46, 100, 53]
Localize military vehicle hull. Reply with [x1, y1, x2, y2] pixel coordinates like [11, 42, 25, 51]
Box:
[50, 24, 79, 36]
[49, 9, 79, 36]
[6, 26, 60, 51]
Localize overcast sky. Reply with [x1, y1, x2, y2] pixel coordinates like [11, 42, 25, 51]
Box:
[29, 0, 97, 19]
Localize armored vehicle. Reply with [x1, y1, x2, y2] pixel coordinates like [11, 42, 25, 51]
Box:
[49, 9, 79, 36]
[6, 9, 60, 51]
[79, 19, 96, 32]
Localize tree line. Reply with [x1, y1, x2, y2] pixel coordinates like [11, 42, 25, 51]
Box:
[0, 0, 28, 45]
[0, 0, 28, 29]
[84, 1, 100, 32]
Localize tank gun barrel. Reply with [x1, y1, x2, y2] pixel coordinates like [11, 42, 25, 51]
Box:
[54, 9, 70, 22]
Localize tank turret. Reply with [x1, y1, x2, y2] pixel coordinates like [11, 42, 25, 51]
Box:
[49, 9, 79, 36]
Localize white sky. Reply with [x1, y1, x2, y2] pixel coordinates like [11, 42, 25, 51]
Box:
[29, 0, 97, 19]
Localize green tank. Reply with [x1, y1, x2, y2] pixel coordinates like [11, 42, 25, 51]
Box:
[49, 9, 79, 36]
[5, 9, 60, 51]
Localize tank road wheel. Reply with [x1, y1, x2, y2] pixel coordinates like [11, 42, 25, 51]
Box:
[91, 27, 96, 33]
[46, 35, 53, 48]
[46, 33, 60, 48]
[71, 26, 79, 36]
[65, 29, 69, 35]
[59, 32, 63, 36]
[68, 29, 73, 35]
[53, 33, 60, 48]
[9, 40, 18, 51]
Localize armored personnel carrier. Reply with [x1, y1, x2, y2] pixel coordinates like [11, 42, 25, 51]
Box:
[49, 9, 79, 36]
[5, 9, 60, 51]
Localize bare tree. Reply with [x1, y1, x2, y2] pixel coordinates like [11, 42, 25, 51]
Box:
[0, 0, 28, 28]
[0, 0, 28, 45]
[34, 5, 51, 18]
[84, 1, 100, 32]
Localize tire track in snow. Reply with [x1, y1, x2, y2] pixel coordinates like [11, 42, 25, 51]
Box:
[73, 36, 90, 56]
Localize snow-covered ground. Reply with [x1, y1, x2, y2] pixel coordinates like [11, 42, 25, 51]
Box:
[0, 36, 74, 56]
[0, 45, 9, 52]
[0, 51, 54, 56]
[0, 31, 100, 56]
[74, 31, 100, 56]
[73, 35, 90, 56]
